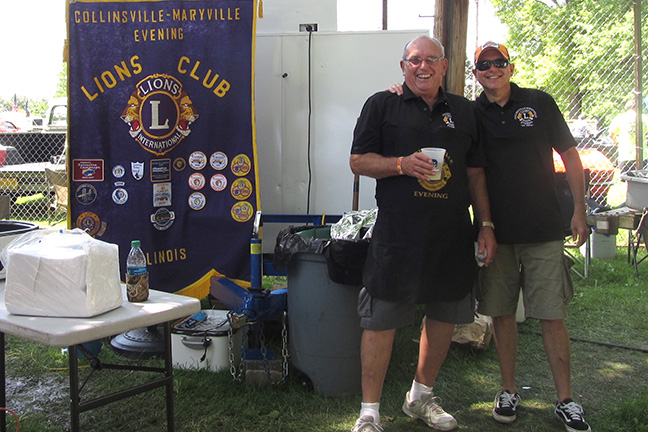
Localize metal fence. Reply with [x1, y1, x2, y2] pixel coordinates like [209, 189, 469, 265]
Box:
[468, 0, 648, 212]
[0, 131, 66, 224]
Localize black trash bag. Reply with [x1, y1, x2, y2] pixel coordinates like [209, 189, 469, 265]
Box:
[323, 239, 369, 285]
[273, 225, 329, 272]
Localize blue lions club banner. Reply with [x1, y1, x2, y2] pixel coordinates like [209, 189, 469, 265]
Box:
[67, 0, 259, 297]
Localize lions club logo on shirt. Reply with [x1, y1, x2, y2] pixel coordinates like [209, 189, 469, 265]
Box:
[514, 107, 537, 127]
[442, 112, 455, 128]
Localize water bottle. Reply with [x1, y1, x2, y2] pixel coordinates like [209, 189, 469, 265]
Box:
[126, 240, 149, 302]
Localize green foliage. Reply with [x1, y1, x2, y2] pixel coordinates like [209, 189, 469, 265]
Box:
[55, 63, 68, 98]
[597, 391, 648, 431]
[0, 96, 49, 118]
[490, 0, 646, 127]
[12, 193, 50, 224]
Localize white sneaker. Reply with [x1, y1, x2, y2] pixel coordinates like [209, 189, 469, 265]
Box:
[402, 391, 458, 430]
[351, 415, 384, 432]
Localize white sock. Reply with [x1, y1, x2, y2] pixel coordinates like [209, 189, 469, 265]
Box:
[409, 380, 434, 402]
[359, 402, 380, 424]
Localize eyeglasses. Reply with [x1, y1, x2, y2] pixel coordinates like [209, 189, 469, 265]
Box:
[404, 56, 444, 67]
[475, 58, 510, 71]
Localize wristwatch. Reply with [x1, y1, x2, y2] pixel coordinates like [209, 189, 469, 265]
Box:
[481, 221, 495, 229]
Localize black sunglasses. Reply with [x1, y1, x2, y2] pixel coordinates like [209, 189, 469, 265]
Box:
[475, 58, 510, 71]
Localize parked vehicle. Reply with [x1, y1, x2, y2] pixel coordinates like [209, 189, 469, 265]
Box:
[0, 120, 20, 133]
[568, 118, 617, 163]
[0, 99, 67, 199]
[0, 146, 25, 166]
[42, 98, 67, 131]
[0, 99, 66, 164]
[574, 128, 617, 165]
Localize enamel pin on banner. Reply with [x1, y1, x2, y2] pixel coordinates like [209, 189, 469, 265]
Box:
[67, 0, 260, 297]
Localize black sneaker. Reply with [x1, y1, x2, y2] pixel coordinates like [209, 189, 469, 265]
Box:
[555, 399, 591, 432]
[492, 390, 521, 423]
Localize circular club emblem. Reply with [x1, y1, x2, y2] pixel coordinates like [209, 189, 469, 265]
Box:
[112, 165, 126, 178]
[121, 74, 199, 156]
[210, 174, 227, 192]
[75, 183, 98, 205]
[76, 212, 101, 236]
[188, 192, 206, 210]
[188, 172, 206, 190]
[231, 201, 254, 222]
[210, 151, 228, 170]
[231, 178, 252, 201]
[112, 188, 129, 205]
[230, 154, 252, 177]
[173, 157, 187, 171]
[188, 151, 207, 170]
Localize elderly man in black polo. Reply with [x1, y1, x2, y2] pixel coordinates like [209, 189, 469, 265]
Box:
[349, 35, 496, 432]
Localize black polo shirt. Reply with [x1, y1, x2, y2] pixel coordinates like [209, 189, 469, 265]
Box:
[351, 85, 485, 303]
[474, 83, 576, 244]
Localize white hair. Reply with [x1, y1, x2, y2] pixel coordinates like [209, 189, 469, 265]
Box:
[402, 36, 445, 59]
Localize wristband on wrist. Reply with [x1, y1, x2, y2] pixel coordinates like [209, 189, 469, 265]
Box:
[397, 157, 404, 175]
[481, 221, 495, 229]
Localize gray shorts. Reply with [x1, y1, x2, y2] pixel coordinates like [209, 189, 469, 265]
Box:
[357, 288, 475, 331]
[476, 241, 574, 320]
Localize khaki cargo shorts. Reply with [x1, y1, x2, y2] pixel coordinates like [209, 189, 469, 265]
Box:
[476, 240, 574, 320]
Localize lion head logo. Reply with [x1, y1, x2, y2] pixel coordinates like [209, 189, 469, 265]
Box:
[177, 92, 199, 137]
[121, 93, 142, 138]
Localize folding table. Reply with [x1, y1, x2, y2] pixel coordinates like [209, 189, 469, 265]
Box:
[0, 282, 200, 432]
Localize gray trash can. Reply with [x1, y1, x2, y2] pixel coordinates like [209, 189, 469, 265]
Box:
[286, 226, 363, 397]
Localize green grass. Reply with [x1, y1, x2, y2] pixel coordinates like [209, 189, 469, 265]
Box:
[10, 193, 53, 226]
[3, 248, 648, 431]
[10, 193, 66, 227]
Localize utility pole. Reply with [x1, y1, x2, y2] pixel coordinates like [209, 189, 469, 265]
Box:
[383, 0, 388, 30]
[634, 0, 644, 168]
[434, 0, 469, 95]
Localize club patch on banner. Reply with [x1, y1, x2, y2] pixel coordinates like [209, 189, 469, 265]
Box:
[211, 174, 227, 191]
[131, 162, 145, 180]
[151, 159, 172, 182]
[231, 154, 252, 176]
[210, 151, 228, 170]
[73, 159, 104, 182]
[231, 201, 254, 222]
[150, 208, 176, 230]
[76, 183, 98, 205]
[112, 187, 129, 205]
[231, 178, 252, 200]
[68, 0, 259, 296]
[153, 182, 172, 207]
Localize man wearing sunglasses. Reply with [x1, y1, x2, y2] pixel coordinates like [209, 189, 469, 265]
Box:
[472, 41, 591, 432]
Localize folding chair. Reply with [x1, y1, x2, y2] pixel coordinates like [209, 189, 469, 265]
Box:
[44, 168, 68, 225]
[630, 208, 648, 277]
